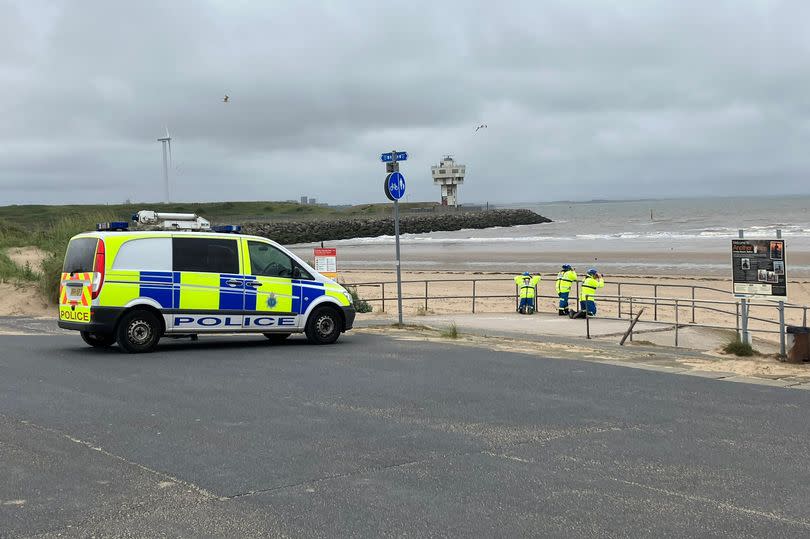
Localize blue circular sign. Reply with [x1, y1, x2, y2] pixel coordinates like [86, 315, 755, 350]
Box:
[385, 172, 406, 201]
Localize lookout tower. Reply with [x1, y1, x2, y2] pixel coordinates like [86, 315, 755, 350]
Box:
[431, 155, 465, 206]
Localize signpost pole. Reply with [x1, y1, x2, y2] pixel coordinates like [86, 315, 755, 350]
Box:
[777, 229, 786, 358]
[394, 196, 403, 325]
[739, 229, 751, 345]
[382, 149, 407, 326]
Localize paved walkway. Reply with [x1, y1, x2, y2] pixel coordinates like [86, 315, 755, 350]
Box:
[358, 311, 780, 354]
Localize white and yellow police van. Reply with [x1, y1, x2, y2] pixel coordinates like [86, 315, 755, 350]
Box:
[57, 211, 355, 353]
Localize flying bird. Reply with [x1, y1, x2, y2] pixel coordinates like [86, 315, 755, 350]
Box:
[223, 95, 229, 103]
[475, 124, 487, 132]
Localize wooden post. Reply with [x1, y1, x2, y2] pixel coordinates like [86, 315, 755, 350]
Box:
[620, 308, 645, 346]
[424, 281, 428, 312]
[472, 280, 476, 314]
[381, 282, 385, 313]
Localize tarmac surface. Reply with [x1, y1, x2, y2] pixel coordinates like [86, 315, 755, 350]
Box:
[2, 332, 810, 537]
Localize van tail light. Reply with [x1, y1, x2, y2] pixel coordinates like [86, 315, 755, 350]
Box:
[91, 239, 105, 300]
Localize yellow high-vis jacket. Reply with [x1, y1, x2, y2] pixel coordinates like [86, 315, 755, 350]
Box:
[555, 270, 578, 294]
[579, 275, 604, 302]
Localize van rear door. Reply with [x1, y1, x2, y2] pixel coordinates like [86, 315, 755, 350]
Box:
[59, 237, 99, 324]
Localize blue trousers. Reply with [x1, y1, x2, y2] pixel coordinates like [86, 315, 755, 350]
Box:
[558, 291, 570, 312]
[519, 297, 534, 311]
[580, 300, 596, 316]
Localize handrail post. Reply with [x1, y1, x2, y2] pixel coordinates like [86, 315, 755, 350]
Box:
[381, 282, 385, 313]
[779, 302, 786, 359]
[618, 283, 622, 318]
[629, 297, 634, 342]
[804, 307, 808, 327]
[425, 281, 429, 312]
[585, 295, 591, 339]
[675, 299, 679, 347]
[654, 284, 658, 321]
[472, 280, 476, 314]
[691, 287, 696, 324]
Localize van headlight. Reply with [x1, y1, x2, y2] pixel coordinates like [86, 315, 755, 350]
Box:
[343, 291, 353, 304]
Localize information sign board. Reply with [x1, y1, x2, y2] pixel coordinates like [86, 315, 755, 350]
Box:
[731, 239, 786, 299]
[314, 247, 337, 280]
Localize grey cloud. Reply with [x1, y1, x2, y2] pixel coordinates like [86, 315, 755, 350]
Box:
[2, 0, 810, 205]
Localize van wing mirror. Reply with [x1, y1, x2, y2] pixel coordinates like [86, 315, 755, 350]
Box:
[292, 266, 302, 279]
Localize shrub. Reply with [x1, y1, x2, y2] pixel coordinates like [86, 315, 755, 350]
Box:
[441, 322, 459, 339]
[39, 253, 64, 304]
[722, 338, 756, 357]
[347, 286, 372, 313]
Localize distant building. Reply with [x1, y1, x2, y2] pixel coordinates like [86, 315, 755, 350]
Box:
[431, 155, 465, 207]
[300, 196, 308, 205]
[308, 197, 317, 205]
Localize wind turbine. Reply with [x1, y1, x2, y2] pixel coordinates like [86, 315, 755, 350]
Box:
[157, 127, 172, 203]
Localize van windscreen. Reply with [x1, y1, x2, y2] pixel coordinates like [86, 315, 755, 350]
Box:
[62, 238, 98, 273]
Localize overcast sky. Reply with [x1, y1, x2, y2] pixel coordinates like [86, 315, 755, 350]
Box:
[2, 0, 809, 206]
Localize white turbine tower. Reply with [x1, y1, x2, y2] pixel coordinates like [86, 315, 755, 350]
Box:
[157, 127, 172, 203]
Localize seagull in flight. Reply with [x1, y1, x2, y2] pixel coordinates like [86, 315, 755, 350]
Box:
[475, 124, 487, 132]
[223, 95, 229, 103]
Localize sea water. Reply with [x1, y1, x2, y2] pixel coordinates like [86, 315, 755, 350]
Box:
[292, 195, 810, 276]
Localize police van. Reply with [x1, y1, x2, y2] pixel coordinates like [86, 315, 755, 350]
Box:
[57, 211, 356, 353]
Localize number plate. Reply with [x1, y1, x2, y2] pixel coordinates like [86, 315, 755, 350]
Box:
[67, 285, 83, 299]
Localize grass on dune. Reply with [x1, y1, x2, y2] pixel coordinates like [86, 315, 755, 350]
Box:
[0, 212, 117, 302]
[0, 200, 439, 302]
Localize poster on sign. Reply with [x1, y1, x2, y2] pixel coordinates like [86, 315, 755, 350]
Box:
[313, 248, 337, 279]
[731, 239, 787, 300]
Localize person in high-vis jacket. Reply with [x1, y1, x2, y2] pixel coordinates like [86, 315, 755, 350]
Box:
[514, 272, 540, 314]
[578, 268, 605, 316]
[555, 264, 578, 316]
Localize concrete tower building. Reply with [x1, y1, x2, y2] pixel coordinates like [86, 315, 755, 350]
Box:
[431, 155, 465, 206]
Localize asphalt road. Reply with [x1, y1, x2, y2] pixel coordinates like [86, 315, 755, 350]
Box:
[2, 332, 810, 538]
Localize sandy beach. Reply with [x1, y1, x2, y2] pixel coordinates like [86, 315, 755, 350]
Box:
[340, 269, 810, 344]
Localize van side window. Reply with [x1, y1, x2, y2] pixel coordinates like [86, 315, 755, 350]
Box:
[173, 238, 239, 274]
[248, 241, 311, 279]
[113, 238, 172, 271]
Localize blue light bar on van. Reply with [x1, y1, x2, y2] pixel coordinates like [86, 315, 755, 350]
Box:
[212, 225, 242, 233]
[96, 221, 130, 231]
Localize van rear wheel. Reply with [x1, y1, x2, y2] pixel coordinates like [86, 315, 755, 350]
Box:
[80, 331, 116, 348]
[305, 306, 342, 345]
[116, 310, 161, 353]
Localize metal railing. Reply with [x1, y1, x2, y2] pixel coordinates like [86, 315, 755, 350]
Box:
[344, 275, 809, 354]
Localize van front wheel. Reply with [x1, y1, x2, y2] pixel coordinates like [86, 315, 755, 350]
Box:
[116, 310, 161, 353]
[305, 307, 342, 345]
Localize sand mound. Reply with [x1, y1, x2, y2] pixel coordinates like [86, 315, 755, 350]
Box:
[4, 246, 48, 275]
[0, 283, 51, 316]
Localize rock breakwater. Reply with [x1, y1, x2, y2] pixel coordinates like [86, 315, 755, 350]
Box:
[242, 209, 551, 244]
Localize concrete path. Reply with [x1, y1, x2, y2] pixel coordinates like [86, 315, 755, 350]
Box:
[360, 312, 781, 354]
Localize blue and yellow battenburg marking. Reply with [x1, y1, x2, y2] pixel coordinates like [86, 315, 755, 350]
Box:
[99, 271, 334, 312]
